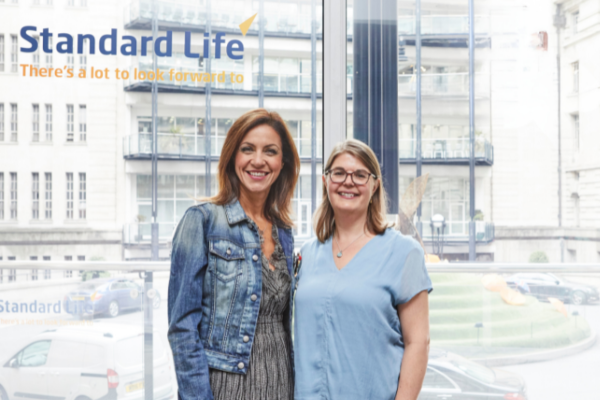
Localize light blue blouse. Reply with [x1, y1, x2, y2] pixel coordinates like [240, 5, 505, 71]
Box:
[294, 228, 433, 400]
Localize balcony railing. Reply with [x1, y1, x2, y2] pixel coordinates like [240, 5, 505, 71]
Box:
[123, 223, 176, 245]
[123, 133, 322, 161]
[252, 73, 323, 95]
[399, 137, 493, 164]
[124, 0, 322, 36]
[397, 15, 490, 35]
[0, 261, 598, 400]
[422, 221, 495, 243]
[398, 73, 490, 97]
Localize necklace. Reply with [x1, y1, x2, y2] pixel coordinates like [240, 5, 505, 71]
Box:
[334, 231, 365, 258]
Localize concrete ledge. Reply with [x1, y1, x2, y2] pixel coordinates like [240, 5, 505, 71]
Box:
[471, 330, 597, 367]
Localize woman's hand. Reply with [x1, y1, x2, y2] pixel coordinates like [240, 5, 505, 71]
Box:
[395, 290, 430, 400]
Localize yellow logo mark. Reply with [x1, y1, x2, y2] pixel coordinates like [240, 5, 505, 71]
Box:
[239, 13, 257, 36]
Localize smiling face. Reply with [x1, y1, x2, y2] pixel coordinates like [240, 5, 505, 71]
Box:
[324, 152, 379, 217]
[234, 124, 284, 200]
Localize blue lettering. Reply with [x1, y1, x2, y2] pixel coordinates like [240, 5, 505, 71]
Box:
[11, 303, 18, 313]
[29, 300, 38, 313]
[203, 32, 210, 58]
[53, 301, 61, 314]
[0, 300, 4, 313]
[213, 32, 226, 59]
[141, 36, 153, 56]
[41, 28, 53, 53]
[99, 29, 117, 55]
[155, 30, 172, 57]
[56, 33, 73, 54]
[120, 36, 137, 56]
[20, 26, 38, 53]
[39, 303, 46, 313]
[77, 34, 95, 54]
[227, 40, 244, 60]
[184, 32, 199, 58]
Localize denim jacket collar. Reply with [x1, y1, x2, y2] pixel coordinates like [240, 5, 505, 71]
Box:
[224, 199, 248, 225]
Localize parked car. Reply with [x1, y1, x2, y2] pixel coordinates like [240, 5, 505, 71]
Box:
[0, 324, 173, 400]
[64, 278, 161, 318]
[505, 273, 599, 305]
[419, 349, 527, 399]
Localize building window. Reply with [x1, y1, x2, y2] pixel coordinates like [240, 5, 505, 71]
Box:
[10, 35, 17, 73]
[572, 114, 579, 151]
[79, 105, 86, 141]
[32, 37, 40, 68]
[0, 173, 3, 220]
[66, 172, 73, 219]
[80, 0, 86, 6]
[45, 104, 52, 141]
[79, 172, 86, 219]
[45, 172, 52, 219]
[77, 255, 85, 261]
[10, 172, 17, 219]
[67, 0, 74, 5]
[32, 104, 39, 142]
[0, 35, 4, 72]
[30, 256, 38, 281]
[43, 256, 51, 279]
[79, 39, 87, 70]
[64, 255, 72, 278]
[45, 37, 52, 68]
[10, 103, 17, 142]
[0, 103, 4, 141]
[572, 11, 579, 34]
[66, 104, 74, 141]
[66, 54, 74, 70]
[32, 172, 39, 219]
[572, 62, 579, 93]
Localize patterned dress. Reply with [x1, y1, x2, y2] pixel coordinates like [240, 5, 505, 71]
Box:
[209, 222, 294, 400]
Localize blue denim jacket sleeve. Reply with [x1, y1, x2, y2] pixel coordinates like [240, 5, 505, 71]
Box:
[167, 206, 214, 400]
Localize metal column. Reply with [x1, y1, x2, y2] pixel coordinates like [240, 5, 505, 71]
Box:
[415, 0, 423, 236]
[146, 2, 158, 398]
[468, 0, 476, 261]
[205, 0, 212, 196]
[258, 0, 265, 108]
[353, 0, 399, 214]
[310, 0, 317, 214]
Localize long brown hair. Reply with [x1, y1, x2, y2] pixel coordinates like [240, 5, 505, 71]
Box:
[313, 139, 389, 242]
[208, 109, 300, 227]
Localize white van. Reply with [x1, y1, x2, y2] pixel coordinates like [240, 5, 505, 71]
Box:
[0, 323, 174, 400]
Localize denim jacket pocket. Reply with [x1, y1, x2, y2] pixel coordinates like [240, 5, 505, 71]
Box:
[209, 239, 245, 282]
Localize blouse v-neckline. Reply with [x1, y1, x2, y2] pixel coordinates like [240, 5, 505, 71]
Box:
[328, 234, 379, 272]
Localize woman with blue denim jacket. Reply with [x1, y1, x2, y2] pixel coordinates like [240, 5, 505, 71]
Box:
[168, 109, 300, 400]
[294, 140, 433, 400]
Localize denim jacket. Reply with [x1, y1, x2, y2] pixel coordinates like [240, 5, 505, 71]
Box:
[167, 199, 296, 400]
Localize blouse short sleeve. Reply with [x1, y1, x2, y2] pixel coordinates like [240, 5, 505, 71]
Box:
[392, 246, 433, 306]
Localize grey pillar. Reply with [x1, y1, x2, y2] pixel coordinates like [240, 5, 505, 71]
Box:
[353, 0, 399, 214]
[205, 0, 212, 196]
[415, 0, 423, 236]
[468, 0, 476, 261]
[310, 0, 317, 214]
[258, 0, 265, 107]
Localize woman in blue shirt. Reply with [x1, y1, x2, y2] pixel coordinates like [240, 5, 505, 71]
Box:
[168, 109, 301, 400]
[294, 139, 433, 400]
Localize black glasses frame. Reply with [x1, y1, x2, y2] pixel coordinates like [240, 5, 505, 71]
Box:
[325, 169, 377, 186]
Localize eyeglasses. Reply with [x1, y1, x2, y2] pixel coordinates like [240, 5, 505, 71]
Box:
[325, 168, 377, 186]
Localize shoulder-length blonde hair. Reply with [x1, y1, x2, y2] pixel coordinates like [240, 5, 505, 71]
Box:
[313, 139, 389, 242]
[208, 108, 300, 227]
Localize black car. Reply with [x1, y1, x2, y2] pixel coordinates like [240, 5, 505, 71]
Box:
[419, 349, 527, 400]
[505, 273, 599, 305]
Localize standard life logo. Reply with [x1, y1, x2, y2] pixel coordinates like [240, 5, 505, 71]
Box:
[19, 13, 258, 61]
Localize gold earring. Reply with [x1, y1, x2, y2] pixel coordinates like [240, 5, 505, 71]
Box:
[370, 197, 373, 204]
